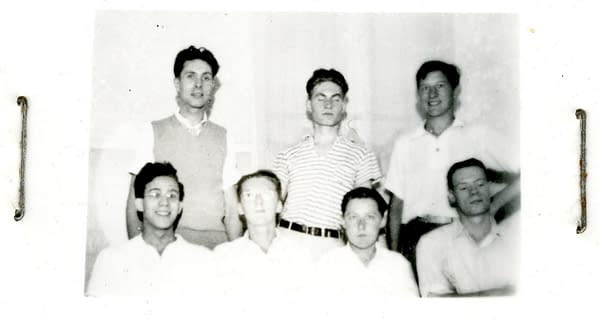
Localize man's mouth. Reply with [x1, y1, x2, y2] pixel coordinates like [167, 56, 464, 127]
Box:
[428, 100, 442, 106]
[155, 210, 170, 216]
[191, 92, 204, 98]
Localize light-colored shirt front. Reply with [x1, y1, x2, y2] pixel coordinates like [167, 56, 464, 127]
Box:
[385, 119, 519, 223]
[213, 231, 313, 296]
[317, 244, 419, 298]
[87, 235, 215, 297]
[129, 110, 239, 188]
[416, 215, 520, 297]
[273, 135, 382, 229]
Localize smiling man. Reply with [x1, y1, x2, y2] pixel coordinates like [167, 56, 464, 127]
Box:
[125, 46, 241, 249]
[273, 68, 382, 260]
[416, 158, 519, 297]
[318, 187, 418, 298]
[385, 60, 520, 274]
[87, 162, 215, 296]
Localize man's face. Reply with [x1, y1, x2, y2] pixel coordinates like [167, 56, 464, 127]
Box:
[343, 198, 385, 250]
[307, 81, 346, 127]
[174, 59, 215, 109]
[418, 71, 455, 118]
[238, 177, 281, 226]
[449, 166, 491, 217]
[135, 176, 182, 232]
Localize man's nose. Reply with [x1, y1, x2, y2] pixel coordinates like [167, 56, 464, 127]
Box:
[358, 218, 366, 229]
[469, 186, 479, 195]
[254, 194, 264, 207]
[159, 195, 169, 205]
[428, 87, 438, 98]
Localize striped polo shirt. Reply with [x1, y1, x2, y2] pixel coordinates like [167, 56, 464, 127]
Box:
[273, 135, 382, 230]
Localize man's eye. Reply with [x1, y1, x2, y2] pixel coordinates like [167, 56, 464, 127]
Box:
[202, 75, 213, 81]
[148, 192, 160, 198]
[167, 193, 178, 199]
[436, 83, 445, 89]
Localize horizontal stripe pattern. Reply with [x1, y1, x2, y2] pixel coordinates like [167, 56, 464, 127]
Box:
[273, 135, 382, 229]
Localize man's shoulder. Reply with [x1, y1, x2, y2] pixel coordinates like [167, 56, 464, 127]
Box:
[318, 245, 350, 264]
[213, 237, 247, 256]
[205, 120, 227, 134]
[392, 125, 426, 146]
[377, 247, 412, 267]
[151, 114, 176, 126]
[176, 237, 213, 255]
[337, 135, 375, 156]
[418, 222, 457, 249]
[275, 137, 312, 157]
[96, 237, 141, 260]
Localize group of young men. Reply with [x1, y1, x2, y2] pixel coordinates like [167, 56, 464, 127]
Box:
[87, 45, 520, 298]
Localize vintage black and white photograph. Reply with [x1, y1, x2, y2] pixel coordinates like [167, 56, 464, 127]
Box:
[84, 11, 520, 300]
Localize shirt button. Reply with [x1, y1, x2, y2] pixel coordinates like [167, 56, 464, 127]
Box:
[435, 148, 440, 152]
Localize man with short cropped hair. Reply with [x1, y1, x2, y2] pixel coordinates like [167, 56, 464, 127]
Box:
[273, 68, 382, 259]
[416, 158, 519, 297]
[213, 170, 311, 296]
[385, 60, 520, 272]
[126, 45, 241, 249]
[88, 162, 215, 296]
[318, 187, 418, 298]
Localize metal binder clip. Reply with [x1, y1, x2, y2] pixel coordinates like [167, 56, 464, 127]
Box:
[14, 96, 28, 221]
[575, 109, 586, 234]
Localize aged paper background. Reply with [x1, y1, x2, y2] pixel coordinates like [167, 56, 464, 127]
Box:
[1, 0, 598, 319]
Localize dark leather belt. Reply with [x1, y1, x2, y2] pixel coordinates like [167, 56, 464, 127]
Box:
[278, 219, 341, 239]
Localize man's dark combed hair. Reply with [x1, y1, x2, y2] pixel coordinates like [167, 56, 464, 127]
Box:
[341, 187, 387, 217]
[134, 162, 185, 201]
[173, 46, 220, 78]
[305, 68, 349, 97]
[235, 170, 282, 200]
[446, 158, 489, 191]
[416, 60, 460, 90]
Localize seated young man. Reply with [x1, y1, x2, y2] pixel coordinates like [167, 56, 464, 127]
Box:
[213, 170, 312, 298]
[317, 187, 419, 298]
[87, 162, 215, 297]
[416, 158, 519, 297]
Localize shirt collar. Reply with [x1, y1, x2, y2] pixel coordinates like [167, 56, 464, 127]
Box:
[414, 118, 465, 138]
[302, 134, 345, 145]
[175, 109, 208, 136]
[452, 217, 501, 248]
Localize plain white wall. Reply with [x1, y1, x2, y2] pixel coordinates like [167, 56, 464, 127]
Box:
[86, 11, 519, 285]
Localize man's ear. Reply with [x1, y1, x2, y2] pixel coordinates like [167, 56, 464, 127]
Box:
[276, 199, 283, 213]
[306, 99, 313, 113]
[448, 190, 456, 205]
[178, 201, 184, 214]
[379, 211, 387, 229]
[237, 203, 244, 216]
[173, 77, 181, 93]
[135, 199, 144, 213]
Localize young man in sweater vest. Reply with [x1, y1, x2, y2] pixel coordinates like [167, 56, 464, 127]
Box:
[125, 46, 241, 249]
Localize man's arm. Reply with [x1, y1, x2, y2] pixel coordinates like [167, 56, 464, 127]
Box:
[126, 174, 141, 239]
[223, 185, 243, 241]
[387, 193, 403, 252]
[490, 174, 520, 218]
[428, 285, 516, 297]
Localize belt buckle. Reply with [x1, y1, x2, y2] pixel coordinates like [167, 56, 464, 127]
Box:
[313, 227, 322, 237]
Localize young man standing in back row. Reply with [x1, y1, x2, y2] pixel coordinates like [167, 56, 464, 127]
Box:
[126, 46, 241, 249]
[273, 68, 382, 259]
[385, 60, 520, 272]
